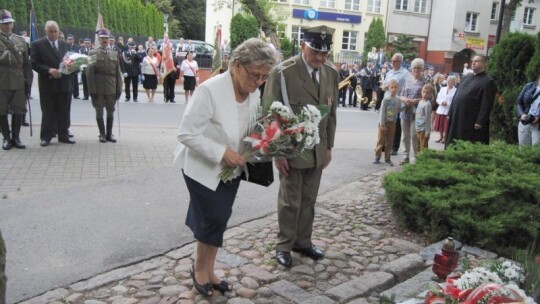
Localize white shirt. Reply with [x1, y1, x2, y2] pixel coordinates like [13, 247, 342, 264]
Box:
[181, 59, 199, 77]
[141, 56, 159, 75]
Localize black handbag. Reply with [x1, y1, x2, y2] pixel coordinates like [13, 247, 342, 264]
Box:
[241, 161, 274, 187]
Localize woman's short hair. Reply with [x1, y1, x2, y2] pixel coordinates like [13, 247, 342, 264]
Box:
[447, 75, 457, 84]
[229, 38, 278, 69]
[410, 58, 425, 69]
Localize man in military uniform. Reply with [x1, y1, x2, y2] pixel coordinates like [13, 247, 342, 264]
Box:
[79, 38, 92, 100]
[86, 28, 122, 143]
[0, 9, 33, 150]
[120, 42, 141, 102]
[263, 26, 338, 267]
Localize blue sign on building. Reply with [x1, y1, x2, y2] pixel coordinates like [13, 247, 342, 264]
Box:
[292, 8, 362, 24]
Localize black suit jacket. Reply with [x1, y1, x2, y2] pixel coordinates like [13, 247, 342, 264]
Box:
[30, 37, 72, 94]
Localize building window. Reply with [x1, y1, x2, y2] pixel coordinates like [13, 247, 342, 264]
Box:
[524, 7, 535, 25]
[344, 0, 360, 10]
[491, 2, 499, 20]
[367, 0, 381, 13]
[342, 30, 357, 50]
[272, 0, 287, 2]
[320, 0, 336, 8]
[414, 0, 427, 13]
[291, 26, 304, 42]
[395, 0, 408, 11]
[294, 0, 310, 4]
[465, 12, 478, 32]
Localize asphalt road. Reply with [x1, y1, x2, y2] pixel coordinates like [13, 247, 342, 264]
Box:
[1, 86, 399, 303]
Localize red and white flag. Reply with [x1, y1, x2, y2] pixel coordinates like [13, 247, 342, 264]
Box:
[160, 31, 176, 79]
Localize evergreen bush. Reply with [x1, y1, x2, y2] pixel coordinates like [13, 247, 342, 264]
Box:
[383, 141, 540, 257]
[230, 13, 259, 50]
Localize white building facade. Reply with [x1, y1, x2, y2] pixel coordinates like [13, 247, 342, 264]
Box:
[386, 0, 540, 73]
[205, 0, 389, 64]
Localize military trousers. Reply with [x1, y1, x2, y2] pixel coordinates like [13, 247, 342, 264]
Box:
[92, 94, 116, 118]
[0, 229, 6, 304]
[0, 89, 27, 115]
[276, 166, 323, 252]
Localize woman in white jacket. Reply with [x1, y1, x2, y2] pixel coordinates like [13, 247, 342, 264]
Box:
[174, 38, 277, 297]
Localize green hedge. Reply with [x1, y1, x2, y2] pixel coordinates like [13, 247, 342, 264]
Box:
[382, 141, 540, 256]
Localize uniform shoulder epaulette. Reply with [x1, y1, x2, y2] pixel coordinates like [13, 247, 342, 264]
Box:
[276, 58, 296, 73]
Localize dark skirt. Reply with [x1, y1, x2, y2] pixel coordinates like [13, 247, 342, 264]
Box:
[433, 114, 449, 132]
[143, 74, 158, 90]
[183, 75, 196, 91]
[183, 171, 240, 247]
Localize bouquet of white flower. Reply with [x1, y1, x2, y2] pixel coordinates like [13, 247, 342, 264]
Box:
[59, 52, 89, 74]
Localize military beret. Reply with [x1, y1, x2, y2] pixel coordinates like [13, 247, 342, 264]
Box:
[0, 9, 14, 24]
[302, 25, 335, 53]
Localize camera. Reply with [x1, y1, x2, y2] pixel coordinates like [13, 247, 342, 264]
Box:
[521, 114, 535, 125]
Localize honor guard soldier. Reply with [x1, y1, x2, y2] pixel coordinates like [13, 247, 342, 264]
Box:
[263, 26, 339, 267]
[0, 9, 33, 150]
[86, 28, 122, 143]
[120, 41, 142, 102]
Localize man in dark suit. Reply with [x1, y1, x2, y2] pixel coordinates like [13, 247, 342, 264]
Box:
[263, 26, 338, 268]
[360, 61, 376, 110]
[30, 20, 75, 146]
[120, 42, 142, 102]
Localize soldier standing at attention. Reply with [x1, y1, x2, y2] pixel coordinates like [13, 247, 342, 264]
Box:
[263, 26, 338, 268]
[0, 9, 33, 150]
[79, 38, 92, 100]
[86, 28, 122, 143]
[120, 41, 142, 102]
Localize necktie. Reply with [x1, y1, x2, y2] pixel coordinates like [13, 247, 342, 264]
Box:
[312, 69, 319, 95]
[52, 41, 58, 51]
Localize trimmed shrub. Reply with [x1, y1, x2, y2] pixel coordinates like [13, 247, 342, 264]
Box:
[383, 141, 540, 257]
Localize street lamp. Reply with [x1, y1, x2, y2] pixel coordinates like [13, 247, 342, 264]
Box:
[164, 13, 169, 33]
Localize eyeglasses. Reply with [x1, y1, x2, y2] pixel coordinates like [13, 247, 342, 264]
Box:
[241, 64, 269, 82]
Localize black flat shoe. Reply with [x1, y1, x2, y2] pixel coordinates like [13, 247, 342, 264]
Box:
[212, 280, 232, 293]
[293, 246, 325, 260]
[40, 140, 50, 147]
[190, 263, 212, 296]
[276, 251, 292, 267]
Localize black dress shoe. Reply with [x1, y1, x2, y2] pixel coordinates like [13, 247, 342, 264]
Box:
[133, 99, 138, 102]
[276, 251, 292, 267]
[125, 98, 130, 102]
[22, 121, 30, 126]
[58, 138, 76, 144]
[2, 139, 12, 150]
[293, 246, 325, 260]
[40, 140, 50, 147]
[170, 100, 176, 103]
[11, 139, 26, 149]
[82, 97, 89, 100]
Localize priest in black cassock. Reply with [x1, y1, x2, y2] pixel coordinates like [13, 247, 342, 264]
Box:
[445, 55, 497, 148]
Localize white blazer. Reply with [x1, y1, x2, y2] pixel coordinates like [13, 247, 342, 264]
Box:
[174, 71, 260, 191]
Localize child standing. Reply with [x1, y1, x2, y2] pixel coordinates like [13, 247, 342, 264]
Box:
[374, 79, 401, 166]
[416, 84, 433, 152]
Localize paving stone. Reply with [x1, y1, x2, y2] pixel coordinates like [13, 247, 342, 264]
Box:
[269, 280, 315, 303]
[165, 243, 196, 260]
[227, 299, 255, 304]
[70, 257, 170, 291]
[65, 293, 85, 304]
[217, 249, 250, 267]
[111, 298, 139, 304]
[240, 264, 278, 283]
[315, 207, 343, 221]
[291, 264, 316, 276]
[158, 285, 188, 296]
[241, 276, 260, 289]
[325, 272, 394, 303]
[380, 254, 426, 282]
[298, 295, 336, 304]
[420, 239, 463, 261]
[83, 301, 106, 304]
[380, 268, 435, 303]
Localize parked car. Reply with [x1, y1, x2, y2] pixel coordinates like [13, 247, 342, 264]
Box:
[156, 39, 215, 68]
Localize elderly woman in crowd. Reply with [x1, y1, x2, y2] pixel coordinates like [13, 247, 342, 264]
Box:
[433, 75, 457, 144]
[399, 58, 425, 165]
[516, 74, 540, 146]
[174, 38, 278, 296]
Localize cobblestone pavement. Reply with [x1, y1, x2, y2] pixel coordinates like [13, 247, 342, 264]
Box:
[21, 168, 431, 304]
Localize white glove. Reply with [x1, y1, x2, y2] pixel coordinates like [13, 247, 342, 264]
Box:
[123, 73, 128, 78]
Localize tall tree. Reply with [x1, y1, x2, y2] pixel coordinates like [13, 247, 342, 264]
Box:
[363, 18, 386, 54]
[230, 13, 258, 49]
[501, 0, 522, 37]
[171, 0, 206, 40]
[392, 34, 417, 60]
